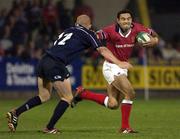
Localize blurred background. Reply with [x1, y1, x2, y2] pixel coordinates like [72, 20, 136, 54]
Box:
[0, 0, 179, 100]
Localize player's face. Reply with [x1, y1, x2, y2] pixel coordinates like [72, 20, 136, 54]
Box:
[117, 13, 132, 31]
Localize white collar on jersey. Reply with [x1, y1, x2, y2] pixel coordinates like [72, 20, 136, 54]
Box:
[118, 27, 132, 38]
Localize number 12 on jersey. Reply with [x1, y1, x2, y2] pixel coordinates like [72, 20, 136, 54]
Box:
[54, 33, 73, 46]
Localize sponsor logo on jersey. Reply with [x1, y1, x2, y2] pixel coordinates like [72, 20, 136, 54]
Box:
[115, 44, 134, 48]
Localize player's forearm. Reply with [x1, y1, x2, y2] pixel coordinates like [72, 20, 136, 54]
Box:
[151, 32, 159, 46]
[152, 37, 159, 46]
[149, 37, 159, 47]
[142, 36, 159, 47]
[97, 47, 133, 69]
[97, 47, 121, 65]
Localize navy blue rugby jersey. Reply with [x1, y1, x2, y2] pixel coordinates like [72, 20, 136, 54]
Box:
[46, 25, 102, 65]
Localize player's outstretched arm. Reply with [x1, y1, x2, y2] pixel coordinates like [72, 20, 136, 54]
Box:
[97, 47, 133, 69]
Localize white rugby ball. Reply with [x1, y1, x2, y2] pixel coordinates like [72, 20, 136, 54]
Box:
[136, 32, 151, 43]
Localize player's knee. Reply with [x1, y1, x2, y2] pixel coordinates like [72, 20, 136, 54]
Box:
[68, 95, 73, 102]
[124, 87, 135, 100]
[108, 98, 119, 109]
[128, 88, 136, 100]
[62, 95, 73, 104]
[131, 91, 136, 99]
[39, 92, 51, 102]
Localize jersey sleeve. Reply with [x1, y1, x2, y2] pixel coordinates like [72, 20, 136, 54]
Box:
[96, 28, 110, 46]
[135, 23, 155, 35]
[88, 31, 103, 49]
[96, 29, 107, 40]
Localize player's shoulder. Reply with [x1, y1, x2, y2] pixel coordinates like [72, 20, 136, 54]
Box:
[132, 22, 145, 29]
[63, 26, 77, 34]
[71, 26, 95, 36]
[132, 22, 151, 33]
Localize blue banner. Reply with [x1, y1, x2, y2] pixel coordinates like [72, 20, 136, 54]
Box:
[0, 57, 38, 91]
[0, 57, 83, 91]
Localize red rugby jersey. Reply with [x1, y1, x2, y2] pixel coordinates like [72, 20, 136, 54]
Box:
[98, 22, 153, 62]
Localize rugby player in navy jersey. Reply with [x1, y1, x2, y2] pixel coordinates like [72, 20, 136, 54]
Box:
[72, 10, 159, 133]
[6, 14, 132, 134]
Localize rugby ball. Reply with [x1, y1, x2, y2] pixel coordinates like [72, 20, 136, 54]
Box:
[136, 32, 151, 43]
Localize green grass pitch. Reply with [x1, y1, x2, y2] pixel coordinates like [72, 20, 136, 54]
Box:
[0, 98, 180, 139]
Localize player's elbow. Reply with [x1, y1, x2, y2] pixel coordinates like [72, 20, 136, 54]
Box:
[129, 90, 136, 100]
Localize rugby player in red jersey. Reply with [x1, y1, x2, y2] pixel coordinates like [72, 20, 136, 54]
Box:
[72, 9, 159, 133]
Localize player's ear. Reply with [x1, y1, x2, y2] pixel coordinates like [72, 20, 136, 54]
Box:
[116, 18, 120, 23]
[87, 24, 92, 30]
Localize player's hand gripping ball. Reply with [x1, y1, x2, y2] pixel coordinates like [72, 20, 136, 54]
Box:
[136, 32, 151, 44]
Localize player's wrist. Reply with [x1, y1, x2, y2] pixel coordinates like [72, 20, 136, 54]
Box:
[150, 37, 158, 47]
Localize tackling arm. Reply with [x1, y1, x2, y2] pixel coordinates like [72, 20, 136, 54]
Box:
[96, 47, 133, 69]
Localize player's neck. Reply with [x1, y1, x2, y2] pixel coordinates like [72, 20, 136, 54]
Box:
[119, 27, 131, 37]
[120, 28, 130, 35]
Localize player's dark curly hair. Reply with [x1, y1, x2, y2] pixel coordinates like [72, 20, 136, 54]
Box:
[117, 9, 134, 20]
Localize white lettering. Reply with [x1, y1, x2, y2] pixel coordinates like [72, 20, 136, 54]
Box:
[66, 65, 73, 73]
[115, 44, 134, 48]
[6, 74, 37, 86]
[6, 63, 34, 74]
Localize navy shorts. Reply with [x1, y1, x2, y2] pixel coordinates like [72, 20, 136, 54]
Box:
[36, 54, 70, 82]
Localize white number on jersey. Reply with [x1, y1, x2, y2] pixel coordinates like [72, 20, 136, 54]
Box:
[54, 33, 73, 46]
